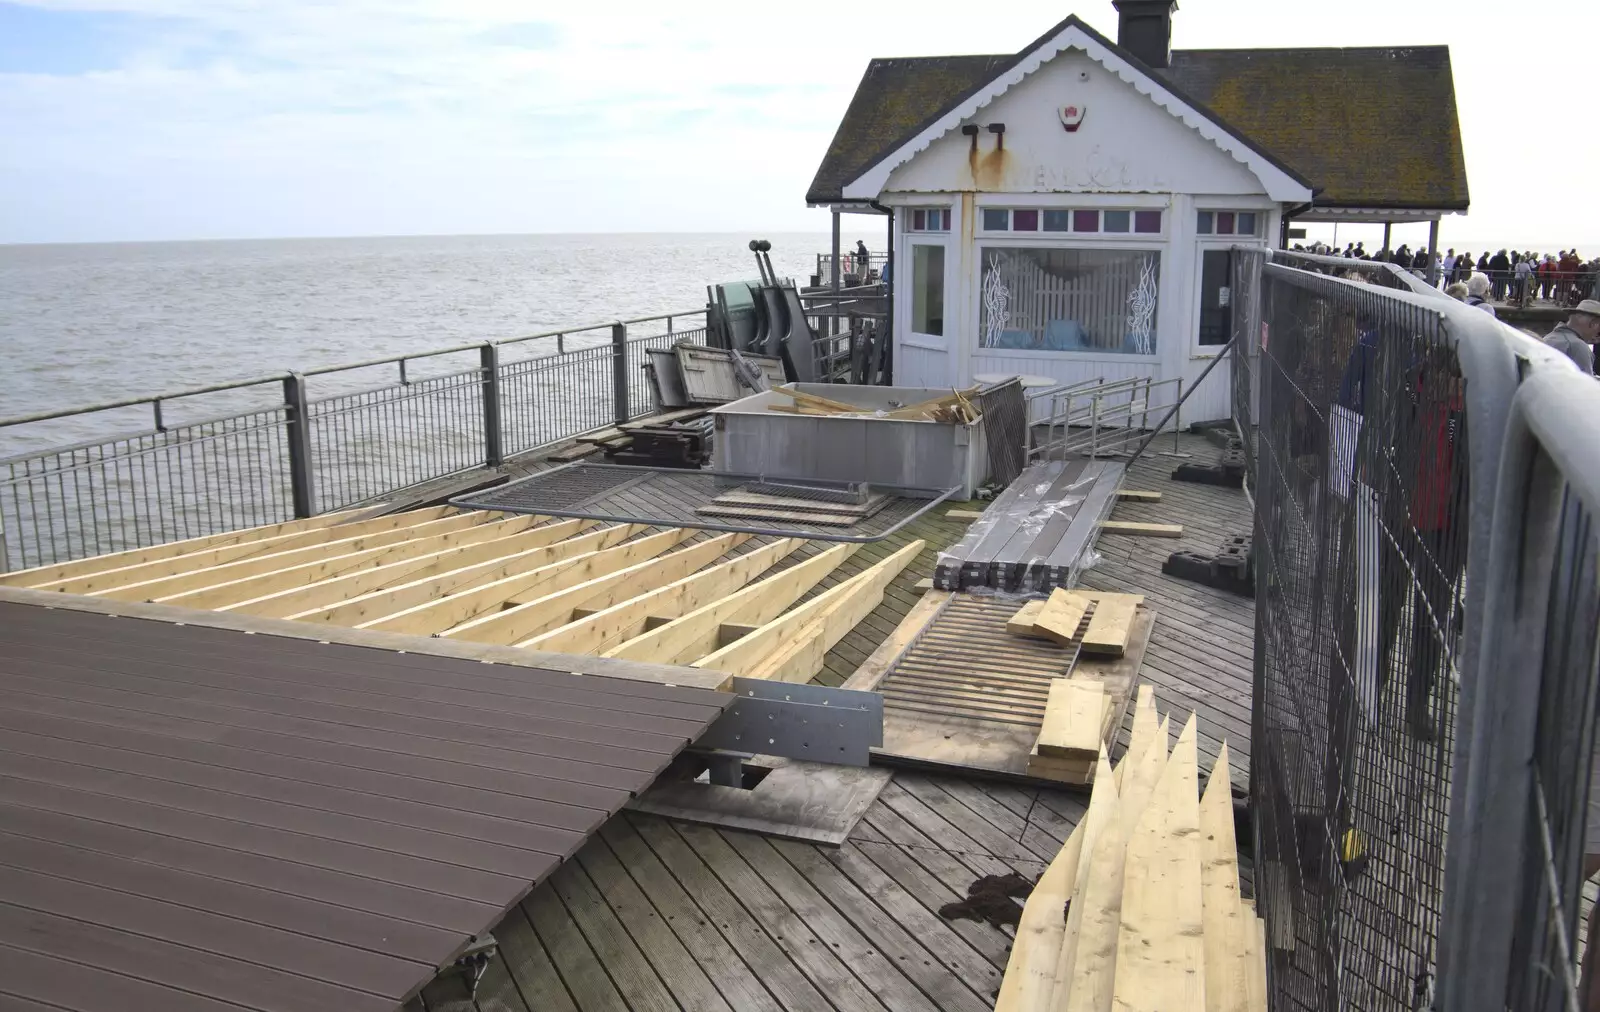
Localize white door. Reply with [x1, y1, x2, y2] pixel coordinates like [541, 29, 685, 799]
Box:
[896, 240, 955, 387]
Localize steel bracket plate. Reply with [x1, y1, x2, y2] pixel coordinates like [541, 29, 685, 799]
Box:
[695, 678, 884, 766]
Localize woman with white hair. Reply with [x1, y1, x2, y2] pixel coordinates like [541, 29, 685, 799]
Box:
[1464, 272, 1498, 317]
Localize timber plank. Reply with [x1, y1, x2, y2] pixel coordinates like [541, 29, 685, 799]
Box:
[1200, 743, 1248, 1012]
[524, 885, 629, 1010]
[1035, 588, 1092, 645]
[1113, 715, 1205, 1012]
[718, 830, 947, 1012]
[594, 819, 786, 1012]
[547, 856, 701, 1012]
[1098, 520, 1184, 538]
[493, 905, 578, 1012]
[655, 819, 892, 1012]
[1081, 597, 1141, 658]
[1037, 679, 1106, 759]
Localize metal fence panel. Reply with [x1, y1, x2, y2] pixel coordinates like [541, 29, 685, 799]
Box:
[1439, 368, 1600, 1012]
[1249, 265, 1474, 1010]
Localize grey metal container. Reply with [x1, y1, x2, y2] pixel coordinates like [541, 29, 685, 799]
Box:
[710, 383, 988, 498]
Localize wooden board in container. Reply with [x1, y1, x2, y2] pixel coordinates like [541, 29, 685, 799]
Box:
[852, 592, 1156, 784]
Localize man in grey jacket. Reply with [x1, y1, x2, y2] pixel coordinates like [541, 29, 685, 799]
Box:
[1543, 299, 1600, 375]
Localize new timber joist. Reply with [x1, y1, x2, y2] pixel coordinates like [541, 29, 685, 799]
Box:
[12, 506, 924, 697]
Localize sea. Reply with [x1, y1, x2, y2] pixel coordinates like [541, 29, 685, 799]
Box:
[0, 231, 880, 457]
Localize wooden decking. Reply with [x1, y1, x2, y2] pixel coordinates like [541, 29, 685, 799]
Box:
[0, 599, 730, 1012]
[1076, 435, 1255, 787]
[406, 771, 1085, 1012]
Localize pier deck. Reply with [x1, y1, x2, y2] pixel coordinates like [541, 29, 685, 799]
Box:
[400, 432, 1258, 1012]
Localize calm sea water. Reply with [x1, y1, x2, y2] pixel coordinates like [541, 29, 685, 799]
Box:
[0, 231, 880, 455]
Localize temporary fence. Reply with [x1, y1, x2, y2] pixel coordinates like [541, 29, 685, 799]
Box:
[0, 311, 703, 571]
[1236, 244, 1600, 1012]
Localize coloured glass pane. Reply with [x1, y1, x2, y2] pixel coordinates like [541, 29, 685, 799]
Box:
[1012, 210, 1039, 232]
[982, 209, 1010, 231]
[1043, 210, 1071, 232]
[1073, 210, 1099, 232]
[1103, 210, 1131, 233]
[1217, 212, 1236, 235]
[1134, 210, 1163, 233]
[1237, 212, 1257, 236]
[1196, 211, 1214, 235]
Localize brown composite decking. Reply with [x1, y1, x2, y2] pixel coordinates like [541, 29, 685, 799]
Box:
[0, 601, 731, 1012]
[400, 433, 1260, 1012]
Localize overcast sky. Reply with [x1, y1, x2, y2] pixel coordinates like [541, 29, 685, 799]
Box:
[1, 0, 1594, 247]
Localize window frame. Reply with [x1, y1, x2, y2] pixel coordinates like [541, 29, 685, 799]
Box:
[977, 206, 1168, 241]
[974, 241, 1165, 361]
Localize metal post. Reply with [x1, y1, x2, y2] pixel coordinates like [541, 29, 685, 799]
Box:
[480, 342, 503, 468]
[883, 207, 895, 385]
[611, 322, 630, 425]
[282, 372, 316, 519]
[1427, 217, 1442, 287]
[830, 210, 842, 339]
[1382, 221, 1392, 256]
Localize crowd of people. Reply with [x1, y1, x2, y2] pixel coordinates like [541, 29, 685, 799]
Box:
[1291, 241, 1600, 307]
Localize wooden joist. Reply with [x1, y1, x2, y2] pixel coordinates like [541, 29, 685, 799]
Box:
[841, 588, 951, 692]
[1098, 520, 1184, 538]
[946, 508, 987, 520]
[1006, 600, 1047, 637]
[217, 515, 558, 618]
[143, 513, 512, 610]
[1036, 679, 1106, 760]
[445, 532, 745, 646]
[22, 506, 454, 595]
[1115, 490, 1163, 502]
[692, 540, 924, 687]
[603, 542, 860, 665]
[350, 523, 649, 634]
[95, 510, 490, 603]
[0, 507, 365, 588]
[516, 539, 802, 655]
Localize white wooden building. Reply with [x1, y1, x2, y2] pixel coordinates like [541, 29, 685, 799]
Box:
[808, 1, 1470, 423]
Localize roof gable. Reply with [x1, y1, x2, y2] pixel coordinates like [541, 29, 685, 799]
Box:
[832, 15, 1313, 204]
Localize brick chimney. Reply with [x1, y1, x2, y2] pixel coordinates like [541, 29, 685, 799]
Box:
[1111, 0, 1178, 69]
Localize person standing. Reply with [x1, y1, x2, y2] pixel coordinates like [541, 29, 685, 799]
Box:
[1515, 256, 1535, 306]
[1542, 300, 1600, 375]
[854, 239, 871, 279]
[1442, 249, 1458, 283]
[1489, 249, 1511, 301]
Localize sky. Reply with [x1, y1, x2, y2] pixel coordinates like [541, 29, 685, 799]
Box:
[0, 0, 1595, 247]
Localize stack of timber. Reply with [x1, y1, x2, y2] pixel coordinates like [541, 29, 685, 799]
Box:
[1004, 589, 1148, 784]
[768, 386, 981, 424]
[0, 506, 923, 694]
[995, 687, 1268, 1012]
[551, 407, 713, 464]
[934, 459, 1126, 592]
[694, 482, 890, 528]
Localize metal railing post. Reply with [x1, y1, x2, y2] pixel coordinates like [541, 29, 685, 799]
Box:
[480, 342, 503, 468]
[282, 372, 316, 519]
[611, 322, 630, 425]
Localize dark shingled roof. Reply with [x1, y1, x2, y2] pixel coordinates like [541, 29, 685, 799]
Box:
[1162, 47, 1468, 210]
[807, 39, 1468, 212]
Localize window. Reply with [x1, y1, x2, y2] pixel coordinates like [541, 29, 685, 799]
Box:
[979, 247, 1160, 355]
[980, 207, 1164, 236]
[911, 244, 945, 336]
[908, 208, 950, 232]
[1198, 209, 1261, 237]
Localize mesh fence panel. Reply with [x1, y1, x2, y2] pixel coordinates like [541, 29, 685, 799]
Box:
[1251, 265, 1466, 1010]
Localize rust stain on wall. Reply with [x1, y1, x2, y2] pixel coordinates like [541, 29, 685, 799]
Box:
[967, 132, 1007, 191]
